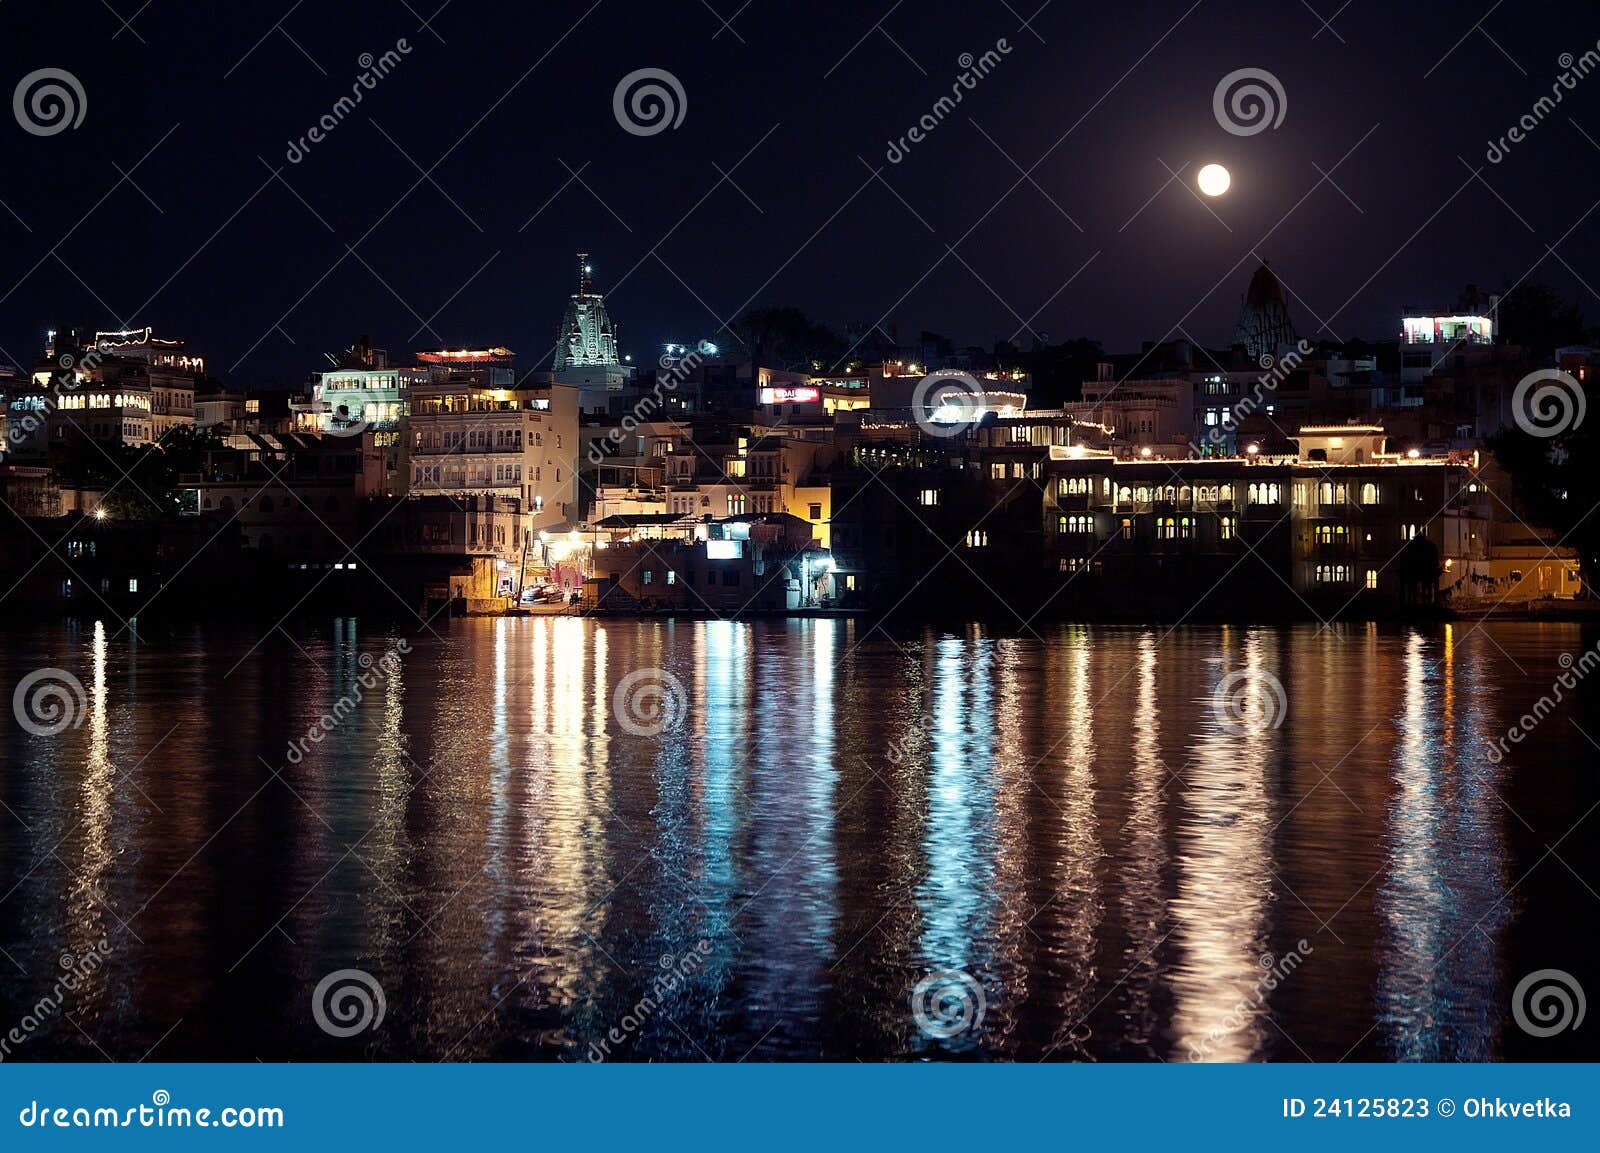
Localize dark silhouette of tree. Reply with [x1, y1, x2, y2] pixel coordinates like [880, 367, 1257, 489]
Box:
[1397, 534, 1441, 607]
[1488, 420, 1600, 593]
[1497, 283, 1592, 359]
[728, 308, 847, 372]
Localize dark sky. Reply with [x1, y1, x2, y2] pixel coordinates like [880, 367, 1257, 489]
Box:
[3, 0, 1599, 385]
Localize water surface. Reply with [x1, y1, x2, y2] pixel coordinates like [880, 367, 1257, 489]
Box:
[0, 617, 1595, 1061]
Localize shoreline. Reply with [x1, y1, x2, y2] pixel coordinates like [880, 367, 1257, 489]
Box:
[6, 601, 1597, 627]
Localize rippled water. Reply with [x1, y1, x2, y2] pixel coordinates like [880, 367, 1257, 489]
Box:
[0, 617, 1595, 1061]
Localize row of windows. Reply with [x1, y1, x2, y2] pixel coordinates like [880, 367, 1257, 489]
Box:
[57, 393, 152, 411]
[413, 464, 558, 485]
[989, 462, 1044, 480]
[642, 568, 740, 587]
[1112, 515, 1237, 540]
[1114, 484, 1237, 505]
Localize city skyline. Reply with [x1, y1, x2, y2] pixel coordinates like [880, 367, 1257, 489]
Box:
[4, 2, 1600, 388]
[2, 0, 1599, 1114]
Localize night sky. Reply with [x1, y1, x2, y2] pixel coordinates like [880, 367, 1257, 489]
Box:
[4, 0, 1599, 385]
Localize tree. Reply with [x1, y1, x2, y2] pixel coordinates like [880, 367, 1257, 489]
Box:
[727, 308, 847, 372]
[1497, 283, 1592, 359]
[1487, 421, 1600, 594]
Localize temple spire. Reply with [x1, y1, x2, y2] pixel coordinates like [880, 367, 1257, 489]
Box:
[577, 252, 592, 296]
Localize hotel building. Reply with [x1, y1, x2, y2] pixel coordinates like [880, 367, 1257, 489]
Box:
[406, 348, 580, 541]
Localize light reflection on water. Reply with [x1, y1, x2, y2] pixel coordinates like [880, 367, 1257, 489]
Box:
[0, 618, 1593, 1061]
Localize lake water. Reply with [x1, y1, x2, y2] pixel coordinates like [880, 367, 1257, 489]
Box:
[0, 617, 1595, 1061]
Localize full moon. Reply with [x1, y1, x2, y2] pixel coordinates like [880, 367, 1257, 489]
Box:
[1197, 163, 1231, 197]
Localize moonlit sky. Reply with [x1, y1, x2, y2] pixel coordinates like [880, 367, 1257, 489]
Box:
[3, 1, 1598, 384]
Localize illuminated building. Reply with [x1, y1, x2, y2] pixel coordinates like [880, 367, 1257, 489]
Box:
[290, 339, 424, 497]
[90, 327, 200, 439]
[585, 419, 838, 549]
[1396, 287, 1500, 412]
[830, 419, 1578, 615]
[1233, 263, 1297, 363]
[406, 351, 580, 542]
[585, 514, 828, 611]
[9, 327, 200, 450]
[552, 253, 630, 413]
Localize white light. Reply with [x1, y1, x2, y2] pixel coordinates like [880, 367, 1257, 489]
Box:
[1246, 443, 1260, 455]
[1139, 446, 1152, 458]
[1197, 163, 1231, 197]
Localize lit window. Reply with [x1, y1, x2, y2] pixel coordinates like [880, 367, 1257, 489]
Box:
[965, 530, 988, 548]
[1219, 516, 1236, 540]
[127, 579, 138, 593]
[919, 488, 939, 507]
[1365, 569, 1378, 590]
